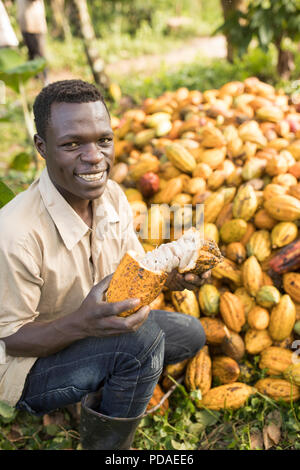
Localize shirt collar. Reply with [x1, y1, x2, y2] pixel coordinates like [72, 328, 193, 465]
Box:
[38, 168, 120, 250]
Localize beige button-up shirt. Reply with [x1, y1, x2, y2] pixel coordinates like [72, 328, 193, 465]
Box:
[16, 0, 47, 34]
[0, 168, 145, 406]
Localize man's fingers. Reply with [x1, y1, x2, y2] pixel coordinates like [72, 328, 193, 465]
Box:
[99, 305, 150, 331]
[100, 298, 141, 317]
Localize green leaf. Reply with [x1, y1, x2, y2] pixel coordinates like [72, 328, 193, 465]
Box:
[0, 58, 46, 93]
[0, 401, 16, 419]
[10, 152, 32, 172]
[0, 180, 15, 208]
[195, 409, 220, 428]
[0, 48, 24, 71]
[171, 439, 188, 450]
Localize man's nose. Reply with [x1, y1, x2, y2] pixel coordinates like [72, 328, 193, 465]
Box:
[80, 143, 104, 163]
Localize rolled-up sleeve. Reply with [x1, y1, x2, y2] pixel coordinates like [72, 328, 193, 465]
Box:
[0, 242, 43, 339]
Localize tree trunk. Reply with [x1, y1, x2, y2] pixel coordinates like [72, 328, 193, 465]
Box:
[220, 0, 246, 63]
[276, 43, 295, 80]
[51, 0, 72, 41]
[72, 0, 110, 91]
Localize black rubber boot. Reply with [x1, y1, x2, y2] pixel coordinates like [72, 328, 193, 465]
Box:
[80, 389, 143, 450]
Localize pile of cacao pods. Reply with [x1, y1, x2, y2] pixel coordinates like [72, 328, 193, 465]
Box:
[110, 77, 300, 411]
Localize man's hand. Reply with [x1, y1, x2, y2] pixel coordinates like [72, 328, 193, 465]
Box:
[77, 274, 150, 337]
[164, 269, 212, 292]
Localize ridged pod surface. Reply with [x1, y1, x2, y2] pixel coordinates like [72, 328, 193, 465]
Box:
[255, 378, 300, 402]
[233, 184, 258, 221]
[198, 383, 255, 410]
[220, 292, 246, 333]
[259, 347, 293, 376]
[185, 346, 212, 395]
[212, 356, 240, 384]
[242, 256, 263, 297]
[234, 287, 256, 316]
[264, 195, 300, 221]
[162, 359, 189, 390]
[165, 143, 197, 173]
[246, 230, 272, 262]
[269, 295, 296, 341]
[221, 328, 245, 361]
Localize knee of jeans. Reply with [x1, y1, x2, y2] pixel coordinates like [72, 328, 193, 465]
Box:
[135, 317, 165, 378]
[189, 318, 206, 355]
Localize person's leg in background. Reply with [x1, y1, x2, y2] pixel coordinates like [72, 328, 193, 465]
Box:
[21, 31, 48, 84]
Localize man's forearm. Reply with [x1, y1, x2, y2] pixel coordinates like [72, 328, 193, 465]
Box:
[2, 309, 86, 358]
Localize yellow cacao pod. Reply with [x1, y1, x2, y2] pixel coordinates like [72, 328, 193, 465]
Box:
[215, 203, 233, 229]
[233, 184, 258, 221]
[197, 147, 226, 169]
[204, 223, 219, 244]
[269, 295, 296, 341]
[185, 346, 212, 395]
[134, 129, 156, 147]
[162, 359, 189, 391]
[234, 287, 256, 316]
[124, 188, 143, 202]
[198, 284, 220, 316]
[199, 317, 227, 344]
[255, 378, 300, 402]
[283, 273, 300, 304]
[221, 328, 245, 361]
[171, 289, 200, 318]
[212, 258, 243, 286]
[220, 219, 248, 244]
[226, 242, 246, 265]
[242, 255, 263, 297]
[212, 356, 240, 384]
[266, 154, 288, 176]
[271, 222, 298, 248]
[256, 106, 284, 122]
[273, 173, 298, 187]
[254, 209, 277, 230]
[264, 195, 300, 221]
[245, 329, 273, 354]
[284, 363, 300, 386]
[204, 192, 225, 223]
[198, 383, 255, 410]
[246, 230, 271, 262]
[259, 347, 293, 376]
[217, 187, 237, 204]
[240, 223, 256, 246]
[263, 183, 287, 201]
[256, 286, 281, 309]
[165, 143, 197, 173]
[129, 154, 160, 181]
[152, 176, 183, 204]
[247, 306, 270, 330]
[219, 292, 246, 333]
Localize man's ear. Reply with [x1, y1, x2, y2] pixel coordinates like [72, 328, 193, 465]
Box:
[34, 134, 46, 160]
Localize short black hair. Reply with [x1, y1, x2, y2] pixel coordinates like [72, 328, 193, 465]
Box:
[33, 79, 109, 141]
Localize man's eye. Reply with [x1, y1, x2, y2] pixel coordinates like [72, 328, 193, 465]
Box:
[98, 138, 112, 144]
[64, 142, 78, 148]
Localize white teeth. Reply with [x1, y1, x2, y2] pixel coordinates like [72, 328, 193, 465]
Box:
[77, 171, 105, 181]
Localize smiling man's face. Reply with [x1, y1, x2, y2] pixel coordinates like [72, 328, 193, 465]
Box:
[35, 100, 115, 204]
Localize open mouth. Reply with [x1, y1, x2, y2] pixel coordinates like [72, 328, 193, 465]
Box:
[76, 170, 107, 183]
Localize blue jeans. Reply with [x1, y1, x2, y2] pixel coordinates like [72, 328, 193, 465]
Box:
[16, 310, 205, 418]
